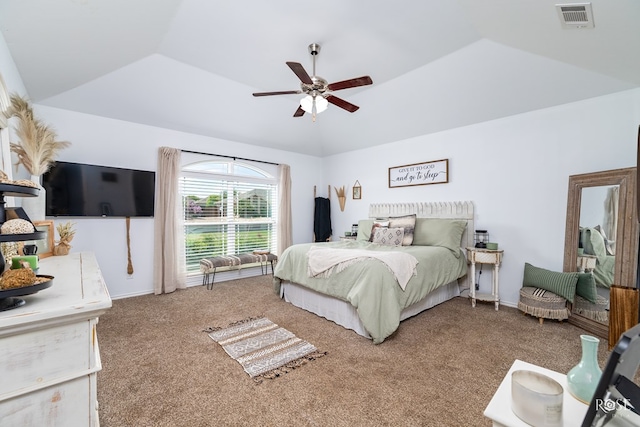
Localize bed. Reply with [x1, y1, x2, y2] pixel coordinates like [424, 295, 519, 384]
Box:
[273, 201, 474, 343]
[580, 226, 615, 288]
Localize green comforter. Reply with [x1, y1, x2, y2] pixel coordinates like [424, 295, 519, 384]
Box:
[273, 240, 467, 343]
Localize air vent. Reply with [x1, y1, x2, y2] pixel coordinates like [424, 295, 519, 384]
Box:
[556, 3, 594, 29]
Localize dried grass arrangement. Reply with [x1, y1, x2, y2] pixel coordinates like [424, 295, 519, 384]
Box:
[5, 94, 71, 176]
[54, 221, 75, 256]
[334, 185, 346, 212]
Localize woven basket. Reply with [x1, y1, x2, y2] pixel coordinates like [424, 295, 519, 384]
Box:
[518, 286, 570, 324]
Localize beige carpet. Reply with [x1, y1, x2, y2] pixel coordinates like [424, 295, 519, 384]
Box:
[97, 275, 612, 427]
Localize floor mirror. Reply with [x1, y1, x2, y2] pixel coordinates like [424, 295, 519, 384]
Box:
[563, 167, 638, 346]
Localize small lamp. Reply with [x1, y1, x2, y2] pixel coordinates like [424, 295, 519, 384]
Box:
[474, 230, 489, 248]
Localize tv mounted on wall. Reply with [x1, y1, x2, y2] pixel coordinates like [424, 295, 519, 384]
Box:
[43, 161, 155, 217]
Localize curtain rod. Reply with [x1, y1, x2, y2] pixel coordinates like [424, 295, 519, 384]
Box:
[181, 149, 279, 166]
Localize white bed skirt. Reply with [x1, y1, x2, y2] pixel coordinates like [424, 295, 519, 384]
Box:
[280, 281, 460, 339]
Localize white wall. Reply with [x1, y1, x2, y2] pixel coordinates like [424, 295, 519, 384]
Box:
[3, 104, 322, 298]
[324, 88, 640, 306]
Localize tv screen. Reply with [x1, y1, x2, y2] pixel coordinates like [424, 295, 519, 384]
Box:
[43, 161, 155, 217]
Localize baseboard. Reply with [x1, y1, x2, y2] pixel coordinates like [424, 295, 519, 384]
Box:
[457, 290, 517, 309]
[113, 267, 268, 300]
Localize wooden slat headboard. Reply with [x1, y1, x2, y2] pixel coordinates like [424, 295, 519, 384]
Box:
[368, 201, 475, 250]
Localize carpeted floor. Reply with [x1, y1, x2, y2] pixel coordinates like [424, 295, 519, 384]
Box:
[97, 274, 612, 427]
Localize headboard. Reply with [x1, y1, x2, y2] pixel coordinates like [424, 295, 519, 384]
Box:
[368, 201, 475, 290]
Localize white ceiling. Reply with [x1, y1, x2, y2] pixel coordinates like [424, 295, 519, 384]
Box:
[1, 0, 638, 157]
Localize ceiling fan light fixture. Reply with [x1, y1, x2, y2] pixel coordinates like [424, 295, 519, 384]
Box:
[315, 96, 328, 113]
[300, 95, 313, 113]
[300, 95, 328, 114]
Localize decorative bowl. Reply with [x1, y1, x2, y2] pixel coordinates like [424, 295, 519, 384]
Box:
[511, 370, 563, 427]
[486, 242, 498, 250]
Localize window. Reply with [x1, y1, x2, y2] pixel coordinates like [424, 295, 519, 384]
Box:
[180, 159, 277, 274]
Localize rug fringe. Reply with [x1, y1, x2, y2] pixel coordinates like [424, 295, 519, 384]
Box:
[253, 351, 328, 384]
[202, 315, 265, 333]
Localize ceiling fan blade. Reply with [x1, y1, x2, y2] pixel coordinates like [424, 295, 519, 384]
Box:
[286, 62, 313, 85]
[327, 76, 373, 91]
[293, 106, 305, 117]
[326, 95, 359, 113]
[253, 90, 301, 97]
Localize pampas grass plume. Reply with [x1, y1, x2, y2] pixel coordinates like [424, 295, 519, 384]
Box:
[6, 94, 70, 176]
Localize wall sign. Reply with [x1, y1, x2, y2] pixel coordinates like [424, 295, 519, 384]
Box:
[388, 159, 449, 188]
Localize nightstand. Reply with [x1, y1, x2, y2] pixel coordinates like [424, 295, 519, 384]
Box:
[467, 247, 504, 311]
[577, 254, 597, 272]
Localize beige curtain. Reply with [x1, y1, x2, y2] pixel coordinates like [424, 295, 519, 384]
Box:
[153, 147, 186, 294]
[277, 164, 292, 255]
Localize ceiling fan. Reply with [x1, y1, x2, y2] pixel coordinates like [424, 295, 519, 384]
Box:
[252, 43, 373, 121]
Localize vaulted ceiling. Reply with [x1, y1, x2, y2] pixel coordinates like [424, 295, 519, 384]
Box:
[1, 0, 638, 156]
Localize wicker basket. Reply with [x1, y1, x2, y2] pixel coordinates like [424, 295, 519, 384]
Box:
[518, 286, 570, 324]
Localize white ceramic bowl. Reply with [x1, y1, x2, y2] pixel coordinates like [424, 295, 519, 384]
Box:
[511, 370, 563, 427]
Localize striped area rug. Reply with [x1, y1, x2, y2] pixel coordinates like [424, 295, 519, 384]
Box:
[207, 317, 325, 382]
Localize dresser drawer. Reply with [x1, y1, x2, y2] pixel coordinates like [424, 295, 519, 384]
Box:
[0, 320, 93, 397]
[0, 373, 98, 427]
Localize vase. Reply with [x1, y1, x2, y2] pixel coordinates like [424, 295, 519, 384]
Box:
[566, 334, 602, 404]
[21, 174, 46, 222]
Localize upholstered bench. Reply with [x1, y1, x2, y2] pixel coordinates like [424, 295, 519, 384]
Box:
[518, 286, 570, 324]
[200, 252, 278, 289]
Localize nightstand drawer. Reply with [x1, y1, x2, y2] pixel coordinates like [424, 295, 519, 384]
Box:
[467, 249, 502, 264]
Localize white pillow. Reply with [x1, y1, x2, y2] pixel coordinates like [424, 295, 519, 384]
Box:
[372, 227, 405, 246]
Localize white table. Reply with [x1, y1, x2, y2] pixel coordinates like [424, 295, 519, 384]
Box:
[467, 247, 503, 310]
[484, 359, 588, 426]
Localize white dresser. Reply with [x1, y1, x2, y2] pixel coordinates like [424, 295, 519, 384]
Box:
[0, 252, 112, 427]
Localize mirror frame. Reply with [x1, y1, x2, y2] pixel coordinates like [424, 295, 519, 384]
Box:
[563, 167, 638, 338]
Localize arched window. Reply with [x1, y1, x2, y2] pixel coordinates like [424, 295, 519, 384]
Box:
[180, 159, 278, 273]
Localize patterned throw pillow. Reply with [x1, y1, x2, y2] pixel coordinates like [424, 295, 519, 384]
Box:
[372, 227, 405, 246]
[389, 214, 416, 246]
[368, 220, 390, 242]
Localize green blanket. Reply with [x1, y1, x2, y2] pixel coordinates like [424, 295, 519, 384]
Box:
[273, 240, 467, 343]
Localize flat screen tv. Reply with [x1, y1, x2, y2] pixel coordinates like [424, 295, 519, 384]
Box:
[43, 161, 155, 217]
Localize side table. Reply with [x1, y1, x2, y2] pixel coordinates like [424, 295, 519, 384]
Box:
[467, 247, 503, 310]
[484, 359, 588, 426]
[577, 254, 597, 272]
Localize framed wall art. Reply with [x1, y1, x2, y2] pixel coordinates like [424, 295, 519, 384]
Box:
[33, 220, 55, 258]
[388, 159, 449, 188]
[352, 180, 362, 200]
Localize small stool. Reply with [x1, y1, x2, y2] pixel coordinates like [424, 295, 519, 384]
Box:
[517, 286, 570, 324]
[573, 294, 608, 323]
